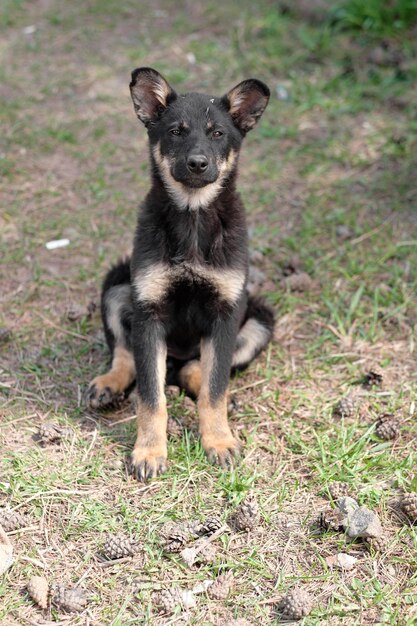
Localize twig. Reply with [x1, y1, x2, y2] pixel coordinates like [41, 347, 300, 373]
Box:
[106, 414, 136, 426]
[15, 488, 97, 508]
[34, 312, 93, 342]
[232, 378, 268, 393]
[20, 556, 47, 570]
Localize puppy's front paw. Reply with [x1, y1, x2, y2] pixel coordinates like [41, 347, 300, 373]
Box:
[130, 444, 167, 482]
[202, 434, 241, 469]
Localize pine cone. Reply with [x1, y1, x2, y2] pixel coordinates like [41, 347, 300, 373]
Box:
[167, 417, 184, 438]
[328, 481, 350, 500]
[319, 508, 343, 532]
[281, 587, 313, 620]
[402, 493, 417, 522]
[208, 571, 234, 600]
[166, 385, 181, 398]
[37, 422, 71, 444]
[233, 495, 259, 532]
[0, 508, 28, 532]
[281, 272, 312, 292]
[375, 415, 400, 440]
[153, 587, 183, 614]
[198, 516, 223, 536]
[363, 367, 384, 387]
[333, 395, 358, 418]
[102, 534, 137, 560]
[51, 585, 86, 613]
[163, 529, 189, 553]
[27, 575, 49, 609]
[364, 535, 387, 553]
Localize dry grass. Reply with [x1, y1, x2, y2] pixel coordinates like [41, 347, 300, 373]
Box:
[1, 0, 417, 624]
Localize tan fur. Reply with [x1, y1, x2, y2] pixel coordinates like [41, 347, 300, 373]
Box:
[133, 260, 245, 305]
[197, 339, 239, 466]
[131, 399, 168, 476]
[88, 346, 135, 408]
[152, 143, 237, 211]
[131, 340, 168, 478]
[178, 359, 202, 396]
[232, 318, 271, 367]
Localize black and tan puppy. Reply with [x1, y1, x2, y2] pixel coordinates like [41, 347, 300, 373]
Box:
[87, 68, 274, 480]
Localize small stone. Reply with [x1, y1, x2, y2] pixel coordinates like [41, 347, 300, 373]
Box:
[51, 585, 86, 613]
[180, 546, 198, 568]
[208, 571, 234, 600]
[0, 526, 14, 575]
[280, 587, 313, 620]
[27, 575, 49, 609]
[346, 506, 383, 539]
[326, 553, 357, 570]
[335, 225, 353, 240]
[181, 589, 197, 609]
[281, 272, 313, 292]
[336, 496, 359, 517]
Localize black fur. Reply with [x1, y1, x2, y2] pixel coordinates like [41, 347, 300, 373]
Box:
[88, 68, 274, 477]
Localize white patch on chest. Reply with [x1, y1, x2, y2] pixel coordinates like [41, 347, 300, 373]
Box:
[133, 261, 245, 305]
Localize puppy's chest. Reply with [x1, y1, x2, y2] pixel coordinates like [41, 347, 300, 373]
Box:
[133, 260, 245, 306]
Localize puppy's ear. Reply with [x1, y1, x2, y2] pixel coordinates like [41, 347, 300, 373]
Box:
[222, 79, 270, 133]
[130, 67, 177, 126]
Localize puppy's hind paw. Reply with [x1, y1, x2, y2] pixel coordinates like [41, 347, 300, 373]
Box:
[86, 380, 125, 410]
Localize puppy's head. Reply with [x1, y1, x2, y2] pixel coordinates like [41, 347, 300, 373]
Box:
[130, 67, 269, 207]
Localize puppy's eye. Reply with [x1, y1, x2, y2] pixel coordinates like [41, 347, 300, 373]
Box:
[170, 128, 181, 136]
[212, 130, 223, 138]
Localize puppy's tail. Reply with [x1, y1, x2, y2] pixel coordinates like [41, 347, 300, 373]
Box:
[232, 296, 274, 370]
[101, 257, 133, 354]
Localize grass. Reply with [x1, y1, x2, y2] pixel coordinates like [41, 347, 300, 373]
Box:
[1, 0, 417, 624]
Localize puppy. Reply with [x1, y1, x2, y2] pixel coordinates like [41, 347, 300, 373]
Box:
[87, 68, 274, 480]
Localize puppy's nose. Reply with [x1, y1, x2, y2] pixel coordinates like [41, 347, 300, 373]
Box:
[187, 154, 208, 173]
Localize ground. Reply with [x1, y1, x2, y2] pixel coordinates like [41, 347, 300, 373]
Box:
[0, 0, 416, 624]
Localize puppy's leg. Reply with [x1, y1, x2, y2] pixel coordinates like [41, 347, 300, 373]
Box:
[198, 320, 240, 468]
[87, 277, 135, 409]
[178, 359, 202, 397]
[87, 346, 135, 409]
[130, 309, 168, 481]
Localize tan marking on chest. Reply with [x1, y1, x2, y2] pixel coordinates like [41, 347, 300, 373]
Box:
[133, 262, 245, 304]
